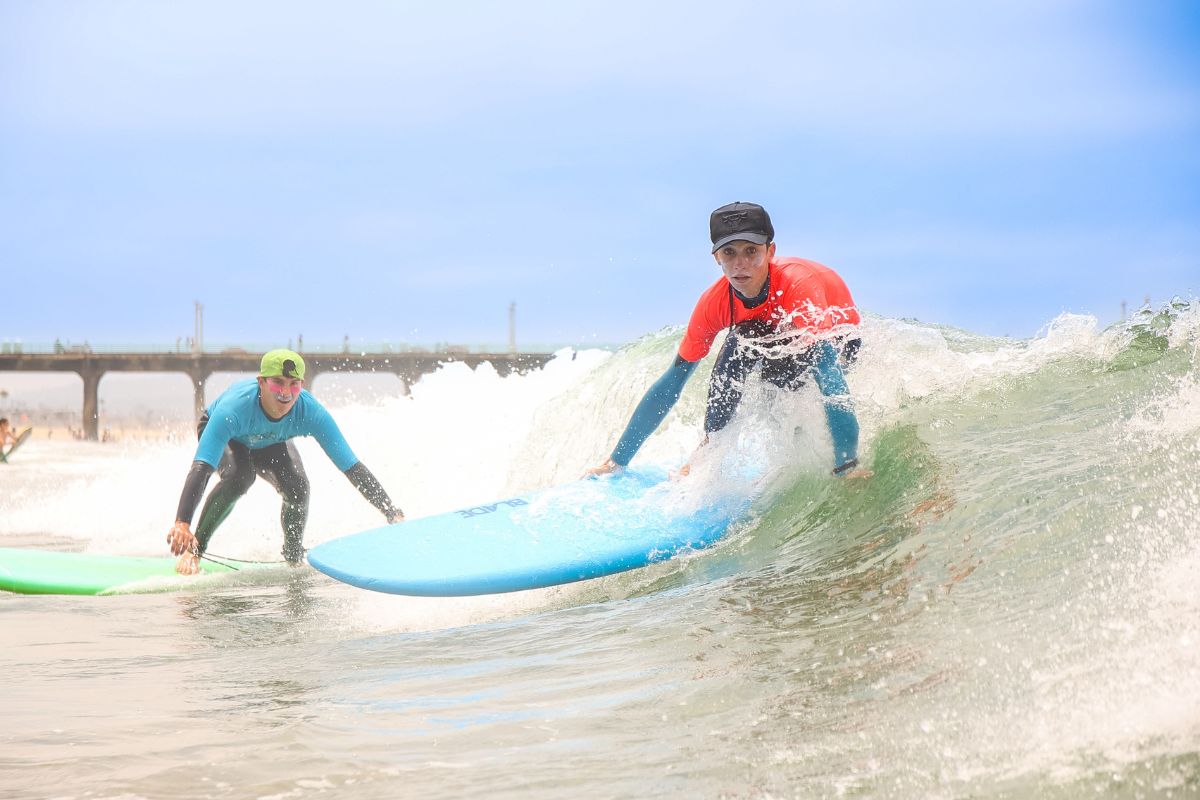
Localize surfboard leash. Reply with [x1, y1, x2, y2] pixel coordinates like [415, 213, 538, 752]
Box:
[200, 552, 288, 570]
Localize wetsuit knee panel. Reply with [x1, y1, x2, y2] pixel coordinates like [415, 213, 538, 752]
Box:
[279, 471, 310, 503]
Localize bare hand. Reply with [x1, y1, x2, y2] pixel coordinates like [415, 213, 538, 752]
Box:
[167, 521, 198, 556]
[175, 552, 200, 575]
[386, 509, 406, 524]
[669, 463, 692, 480]
[670, 437, 709, 480]
[584, 458, 623, 478]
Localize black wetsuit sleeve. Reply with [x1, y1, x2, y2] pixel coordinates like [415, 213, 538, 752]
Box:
[344, 462, 403, 521]
[175, 460, 216, 524]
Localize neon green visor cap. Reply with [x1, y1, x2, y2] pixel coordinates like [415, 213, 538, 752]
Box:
[259, 349, 306, 381]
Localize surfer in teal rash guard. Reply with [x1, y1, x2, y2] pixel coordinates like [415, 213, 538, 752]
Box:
[166, 349, 405, 575]
[588, 201, 869, 480]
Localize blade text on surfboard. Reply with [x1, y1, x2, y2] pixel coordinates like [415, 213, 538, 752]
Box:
[456, 498, 529, 519]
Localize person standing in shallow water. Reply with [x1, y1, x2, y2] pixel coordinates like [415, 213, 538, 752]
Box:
[0, 418, 20, 460]
[0, 418, 17, 447]
[588, 201, 868, 479]
[167, 349, 404, 574]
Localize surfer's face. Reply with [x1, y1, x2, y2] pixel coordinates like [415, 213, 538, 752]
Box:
[715, 240, 774, 298]
[257, 376, 303, 419]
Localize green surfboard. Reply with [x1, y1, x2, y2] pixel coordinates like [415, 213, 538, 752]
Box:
[0, 547, 265, 596]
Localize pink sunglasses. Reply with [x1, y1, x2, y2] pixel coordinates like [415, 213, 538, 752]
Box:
[264, 377, 303, 395]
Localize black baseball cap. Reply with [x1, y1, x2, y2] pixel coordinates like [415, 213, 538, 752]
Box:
[709, 201, 775, 253]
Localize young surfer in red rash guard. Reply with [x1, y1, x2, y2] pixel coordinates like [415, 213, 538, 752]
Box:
[588, 202, 867, 479]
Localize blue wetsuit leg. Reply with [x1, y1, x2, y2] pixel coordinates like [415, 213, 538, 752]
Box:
[611, 356, 698, 466]
[811, 340, 859, 472]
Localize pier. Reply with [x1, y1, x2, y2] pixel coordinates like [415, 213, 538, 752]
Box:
[0, 349, 553, 440]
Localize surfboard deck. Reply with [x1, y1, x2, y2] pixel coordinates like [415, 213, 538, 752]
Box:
[0, 427, 33, 463]
[307, 467, 752, 597]
[0, 547, 265, 596]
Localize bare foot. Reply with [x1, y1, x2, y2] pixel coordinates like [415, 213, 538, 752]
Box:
[584, 458, 623, 478]
[175, 552, 200, 575]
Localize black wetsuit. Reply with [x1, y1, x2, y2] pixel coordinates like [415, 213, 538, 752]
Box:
[706, 315, 861, 434]
[175, 390, 401, 563]
[189, 417, 311, 562]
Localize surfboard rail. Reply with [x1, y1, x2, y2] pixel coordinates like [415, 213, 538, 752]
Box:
[307, 468, 751, 596]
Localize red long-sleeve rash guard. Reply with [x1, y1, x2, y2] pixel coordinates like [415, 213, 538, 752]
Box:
[677, 258, 861, 362]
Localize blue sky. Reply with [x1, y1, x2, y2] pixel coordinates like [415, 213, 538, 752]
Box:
[1, 0, 1197, 348]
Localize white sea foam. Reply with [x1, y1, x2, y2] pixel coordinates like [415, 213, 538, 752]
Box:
[0, 349, 612, 561]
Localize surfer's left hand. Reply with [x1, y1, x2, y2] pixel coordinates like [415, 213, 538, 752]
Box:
[670, 463, 692, 480]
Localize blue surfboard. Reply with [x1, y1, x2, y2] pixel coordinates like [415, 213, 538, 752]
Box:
[306, 468, 752, 596]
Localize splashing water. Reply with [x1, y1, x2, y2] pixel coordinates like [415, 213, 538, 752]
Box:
[2, 303, 1198, 799]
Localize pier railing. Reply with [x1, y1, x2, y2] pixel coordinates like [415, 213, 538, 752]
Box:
[0, 347, 560, 441]
[0, 339, 571, 356]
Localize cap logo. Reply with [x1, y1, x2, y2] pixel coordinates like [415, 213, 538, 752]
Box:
[722, 211, 749, 226]
[282, 359, 298, 378]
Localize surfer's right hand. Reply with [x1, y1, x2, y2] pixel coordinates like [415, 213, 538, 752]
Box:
[167, 521, 198, 557]
[584, 458, 623, 478]
[670, 436, 709, 480]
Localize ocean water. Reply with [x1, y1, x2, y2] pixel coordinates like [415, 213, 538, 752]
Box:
[2, 304, 1198, 799]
